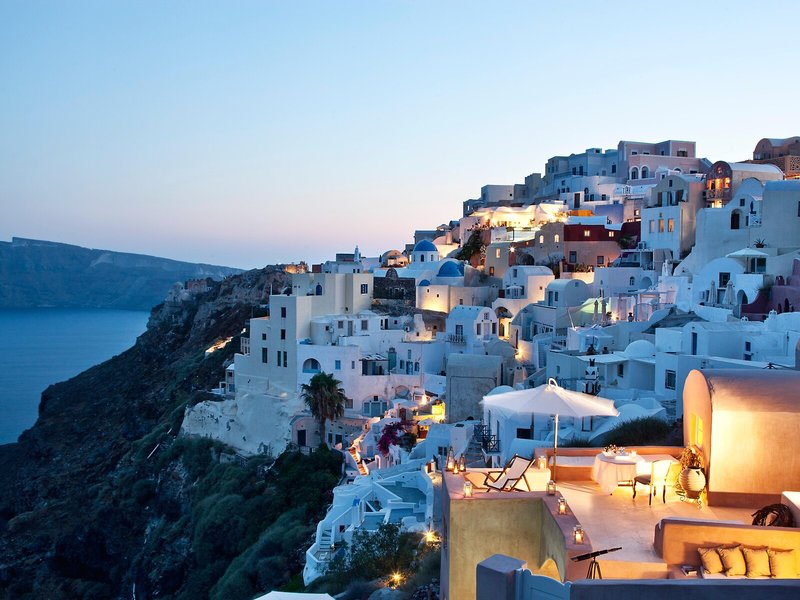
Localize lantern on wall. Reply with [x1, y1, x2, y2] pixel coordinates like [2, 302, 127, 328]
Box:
[463, 480, 473, 498]
[547, 480, 557, 496]
[573, 525, 585, 544]
[557, 496, 567, 515]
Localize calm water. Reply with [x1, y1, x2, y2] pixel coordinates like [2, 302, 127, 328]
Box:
[0, 308, 150, 444]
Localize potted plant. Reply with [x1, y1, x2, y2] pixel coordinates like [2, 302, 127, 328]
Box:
[678, 446, 706, 499]
[754, 238, 767, 248]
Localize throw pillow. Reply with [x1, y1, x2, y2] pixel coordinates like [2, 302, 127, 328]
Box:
[768, 548, 798, 579]
[718, 545, 746, 576]
[697, 546, 724, 574]
[741, 546, 770, 577]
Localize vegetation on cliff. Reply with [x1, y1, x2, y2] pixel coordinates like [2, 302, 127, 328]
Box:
[0, 265, 342, 599]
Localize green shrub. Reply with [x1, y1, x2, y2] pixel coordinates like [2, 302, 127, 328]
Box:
[561, 437, 592, 448]
[603, 416, 673, 446]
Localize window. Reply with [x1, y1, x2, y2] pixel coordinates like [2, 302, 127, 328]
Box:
[338, 320, 344, 329]
[677, 150, 688, 157]
[516, 428, 532, 440]
[597, 256, 604, 266]
[665, 370, 676, 390]
[667, 218, 674, 233]
[668, 179, 673, 188]
[399, 359, 405, 369]
[608, 231, 614, 238]
[262, 333, 267, 341]
[554, 234, 560, 243]
[283, 351, 287, 367]
[658, 219, 664, 233]
[629, 277, 635, 286]
[276, 350, 281, 366]
[262, 348, 269, 363]
[281, 307, 287, 318]
[476, 323, 481, 335]
[280, 328, 286, 340]
[335, 360, 341, 370]
[583, 229, 591, 237]
[361, 319, 368, 331]
[649, 220, 655, 233]
[617, 364, 624, 377]
[611, 164, 617, 174]
[360, 283, 369, 294]
[719, 272, 731, 287]
[641, 166, 649, 178]
[568, 251, 577, 264]
[351, 360, 356, 369]
[495, 248, 501, 258]
[539, 235, 544, 244]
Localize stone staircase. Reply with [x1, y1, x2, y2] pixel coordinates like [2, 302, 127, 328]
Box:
[348, 445, 369, 476]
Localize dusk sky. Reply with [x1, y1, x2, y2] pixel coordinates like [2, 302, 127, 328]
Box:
[1, 1, 797, 269]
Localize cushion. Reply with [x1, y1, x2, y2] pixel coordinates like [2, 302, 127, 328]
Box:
[717, 545, 746, 576]
[697, 546, 724, 574]
[741, 546, 770, 578]
[768, 548, 798, 579]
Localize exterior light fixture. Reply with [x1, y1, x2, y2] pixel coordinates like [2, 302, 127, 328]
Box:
[558, 496, 567, 515]
[573, 525, 585, 544]
[464, 480, 473, 498]
[547, 480, 557, 496]
[425, 530, 437, 544]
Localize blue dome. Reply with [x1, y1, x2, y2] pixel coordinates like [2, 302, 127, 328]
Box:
[437, 261, 461, 277]
[418, 279, 431, 287]
[413, 239, 437, 252]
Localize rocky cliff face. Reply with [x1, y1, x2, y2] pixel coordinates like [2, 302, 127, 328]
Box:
[0, 266, 342, 599]
[0, 238, 243, 310]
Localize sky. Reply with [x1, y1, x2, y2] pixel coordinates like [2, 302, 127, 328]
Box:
[1, 1, 798, 269]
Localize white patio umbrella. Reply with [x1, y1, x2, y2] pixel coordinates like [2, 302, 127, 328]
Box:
[724, 280, 736, 306]
[708, 279, 717, 305]
[482, 378, 619, 481]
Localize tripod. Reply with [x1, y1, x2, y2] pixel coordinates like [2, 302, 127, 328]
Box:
[586, 556, 602, 579]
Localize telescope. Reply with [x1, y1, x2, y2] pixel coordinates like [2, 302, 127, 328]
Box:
[570, 546, 622, 579]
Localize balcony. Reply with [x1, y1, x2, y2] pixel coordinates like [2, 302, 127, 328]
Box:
[447, 333, 466, 344]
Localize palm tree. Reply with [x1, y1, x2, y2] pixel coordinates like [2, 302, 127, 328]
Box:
[301, 372, 347, 447]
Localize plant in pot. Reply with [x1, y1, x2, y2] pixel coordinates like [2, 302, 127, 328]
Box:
[678, 446, 706, 500]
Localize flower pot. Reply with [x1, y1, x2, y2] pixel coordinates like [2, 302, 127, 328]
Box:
[680, 467, 706, 499]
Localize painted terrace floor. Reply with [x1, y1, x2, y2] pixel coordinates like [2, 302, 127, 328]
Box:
[556, 480, 755, 579]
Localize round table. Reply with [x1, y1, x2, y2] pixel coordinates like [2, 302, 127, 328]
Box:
[591, 453, 642, 494]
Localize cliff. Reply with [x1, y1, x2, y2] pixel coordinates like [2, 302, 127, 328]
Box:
[0, 237, 244, 310]
[0, 266, 343, 599]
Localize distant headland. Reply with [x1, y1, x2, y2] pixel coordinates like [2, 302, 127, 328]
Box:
[0, 237, 244, 311]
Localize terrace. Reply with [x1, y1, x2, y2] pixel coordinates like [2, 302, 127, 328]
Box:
[440, 443, 800, 600]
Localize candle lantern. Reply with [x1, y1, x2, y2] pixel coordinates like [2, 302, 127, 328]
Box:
[452, 461, 460, 474]
[446, 449, 455, 472]
[573, 525, 585, 544]
[557, 496, 567, 515]
[536, 456, 548, 470]
[463, 480, 473, 498]
[546, 480, 557, 496]
[458, 454, 466, 472]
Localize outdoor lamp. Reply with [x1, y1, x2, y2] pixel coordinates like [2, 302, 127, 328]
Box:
[536, 456, 548, 470]
[458, 454, 466, 472]
[463, 480, 473, 498]
[446, 450, 455, 472]
[573, 525, 585, 544]
[557, 496, 567, 515]
[547, 480, 557, 496]
[452, 461, 460, 474]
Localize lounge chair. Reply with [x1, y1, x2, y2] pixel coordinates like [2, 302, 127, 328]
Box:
[633, 459, 677, 505]
[484, 455, 533, 492]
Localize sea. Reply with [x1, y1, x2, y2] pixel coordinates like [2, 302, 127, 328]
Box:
[0, 308, 150, 445]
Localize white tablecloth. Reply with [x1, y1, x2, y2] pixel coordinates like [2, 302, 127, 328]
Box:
[591, 453, 676, 494]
